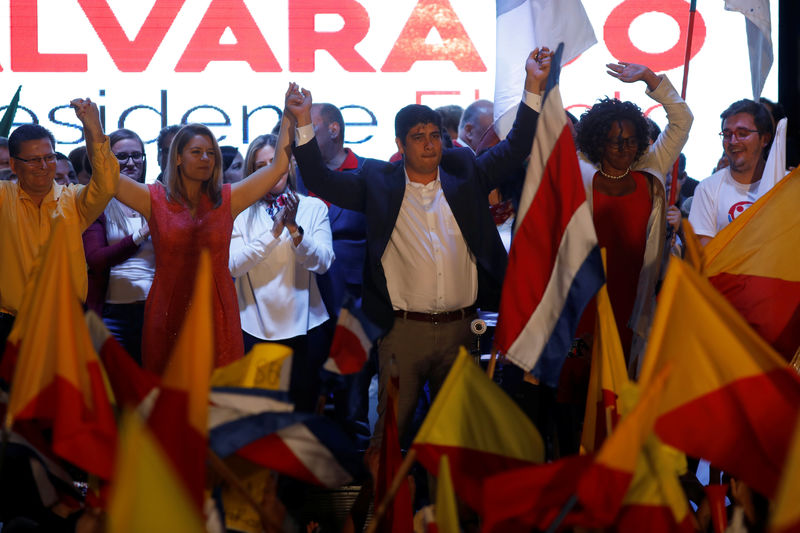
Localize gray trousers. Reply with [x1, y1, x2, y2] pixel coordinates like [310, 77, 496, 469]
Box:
[372, 313, 475, 447]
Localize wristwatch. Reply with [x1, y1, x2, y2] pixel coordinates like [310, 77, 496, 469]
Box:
[290, 226, 304, 239]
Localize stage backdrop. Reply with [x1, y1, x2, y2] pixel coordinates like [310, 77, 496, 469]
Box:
[0, 0, 779, 181]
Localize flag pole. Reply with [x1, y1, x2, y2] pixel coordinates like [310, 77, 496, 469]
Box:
[486, 347, 498, 378]
[669, 0, 697, 206]
[364, 448, 417, 533]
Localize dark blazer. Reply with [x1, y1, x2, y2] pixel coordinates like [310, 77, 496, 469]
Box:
[293, 102, 539, 331]
[296, 152, 368, 317]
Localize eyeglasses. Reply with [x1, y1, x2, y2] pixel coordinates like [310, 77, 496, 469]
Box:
[114, 151, 145, 163]
[719, 129, 759, 142]
[13, 153, 57, 166]
[605, 137, 638, 151]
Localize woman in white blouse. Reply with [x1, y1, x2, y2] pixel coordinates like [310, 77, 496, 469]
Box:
[229, 133, 334, 411]
[83, 128, 154, 364]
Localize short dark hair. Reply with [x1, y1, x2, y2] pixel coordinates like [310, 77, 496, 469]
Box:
[315, 103, 346, 143]
[575, 98, 650, 166]
[69, 145, 91, 175]
[395, 104, 442, 144]
[436, 104, 463, 134]
[220, 146, 241, 172]
[157, 124, 182, 153]
[720, 99, 773, 136]
[8, 124, 56, 157]
[0, 137, 8, 149]
[55, 152, 69, 161]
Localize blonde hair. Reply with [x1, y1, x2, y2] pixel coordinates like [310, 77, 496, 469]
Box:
[242, 133, 296, 232]
[164, 124, 223, 208]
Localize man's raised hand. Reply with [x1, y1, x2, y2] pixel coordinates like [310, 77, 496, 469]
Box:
[525, 47, 553, 94]
[285, 83, 312, 127]
[70, 98, 104, 144]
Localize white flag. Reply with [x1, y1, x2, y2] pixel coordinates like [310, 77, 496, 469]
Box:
[724, 0, 772, 99]
[494, 0, 596, 139]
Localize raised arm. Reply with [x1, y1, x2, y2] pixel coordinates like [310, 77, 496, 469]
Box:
[608, 62, 693, 178]
[115, 175, 152, 220]
[71, 98, 119, 230]
[230, 83, 299, 218]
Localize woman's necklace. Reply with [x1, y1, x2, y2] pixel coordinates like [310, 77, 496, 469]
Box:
[598, 164, 631, 180]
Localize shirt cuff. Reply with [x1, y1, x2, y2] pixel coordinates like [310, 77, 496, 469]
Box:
[296, 124, 315, 146]
[522, 90, 542, 113]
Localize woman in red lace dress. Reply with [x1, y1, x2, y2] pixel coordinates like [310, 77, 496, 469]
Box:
[113, 84, 300, 374]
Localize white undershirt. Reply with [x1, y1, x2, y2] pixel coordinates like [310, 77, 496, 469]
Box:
[106, 207, 154, 304]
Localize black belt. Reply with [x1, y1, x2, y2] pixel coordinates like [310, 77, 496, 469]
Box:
[393, 305, 476, 323]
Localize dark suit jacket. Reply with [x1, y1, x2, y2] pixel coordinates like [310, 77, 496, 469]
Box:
[296, 151, 368, 317]
[293, 102, 539, 331]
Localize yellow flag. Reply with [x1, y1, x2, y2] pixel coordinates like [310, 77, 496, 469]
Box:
[435, 455, 459, 533]
[580, 274, 630, 454]
[770, 415, 800, 532]
[107, 410, 204, 533]
[681, 219, 704, 274]
[211, 343, 293, 391]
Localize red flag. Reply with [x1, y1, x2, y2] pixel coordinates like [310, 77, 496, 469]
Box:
[147, 250, 215, 510]
[703, 169, 800, 360]
[3, 220, 117, 479]
[375, 357, 413, 532]
[639, 258, 800, 498]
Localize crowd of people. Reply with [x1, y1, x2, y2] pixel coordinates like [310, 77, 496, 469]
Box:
[0, 46, 795, 532]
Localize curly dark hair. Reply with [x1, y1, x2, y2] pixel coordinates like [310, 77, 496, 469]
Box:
[575, 98, 651, 166]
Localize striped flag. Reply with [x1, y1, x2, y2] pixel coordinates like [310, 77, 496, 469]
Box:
[231, 416, 365, 488]
[207, 387, 365, 488]
[493, 43, 604, 386]
[494, 0, 595, 139]
[323, 297, 381, 375]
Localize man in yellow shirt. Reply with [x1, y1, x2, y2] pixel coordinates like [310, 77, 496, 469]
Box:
[0, 99, 119, 354]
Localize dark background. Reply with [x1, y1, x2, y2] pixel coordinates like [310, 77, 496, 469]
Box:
[779, 0, 799, 168]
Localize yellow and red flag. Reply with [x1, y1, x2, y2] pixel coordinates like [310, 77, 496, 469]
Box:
[769, 414, 800, 533]
[703, 169, 800, 360]
[638, 258, 800, 498]
[580, 273, 629, 454]
[375, 357, 413, 533]
[147, 250, 215, 511]
[570, 365, 671, 527]
[412, 348, 544, 510]
[480, 369, 669, 532]
[3, 219, 116, 479]
[430, 454, 459, 533]
[612, 379, 694, 533]
[108, 410, 204, 532]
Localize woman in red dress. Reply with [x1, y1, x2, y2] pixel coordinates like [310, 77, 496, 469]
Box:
[574, 62, 692, 375]
[114, 84, 301, 375]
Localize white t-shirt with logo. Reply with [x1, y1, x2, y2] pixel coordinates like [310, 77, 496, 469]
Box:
[688, 167, 777, 238]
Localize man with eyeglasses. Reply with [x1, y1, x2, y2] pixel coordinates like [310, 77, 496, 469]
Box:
[0, 99, 119, 355]
[689, 100, 777, 245]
